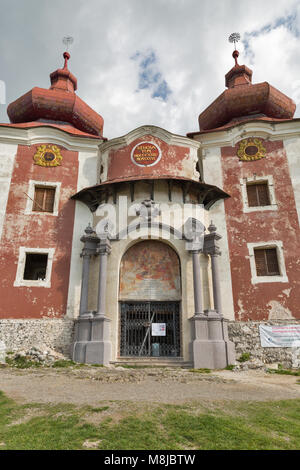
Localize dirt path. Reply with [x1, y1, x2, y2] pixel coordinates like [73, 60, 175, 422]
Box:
[0, 366, 299, 406]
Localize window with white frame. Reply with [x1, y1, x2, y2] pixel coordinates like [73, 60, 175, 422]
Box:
[247, 242, 288, 284]
[25, 181, 61, 216]
[240, 176, 278, 213]
[14, 247, 55, 288]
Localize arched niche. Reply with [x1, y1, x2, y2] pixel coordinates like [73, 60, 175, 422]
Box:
[119, 240, 181, 301]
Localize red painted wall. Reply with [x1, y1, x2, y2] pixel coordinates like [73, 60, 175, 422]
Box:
[221, 139, 300, 320]
[106, 135, 192, 182]
[0, 143, 78, 319]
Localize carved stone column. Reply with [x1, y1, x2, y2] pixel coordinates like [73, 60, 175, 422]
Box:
[185, 217, 205, 316]
[206, 222, 222, 314]
[95, 236, 111, 317]
[72, 228, 112, 366]
[192, 250, 204, 315]
[79, 224, 99, 317]
[189, 221, 236, 369]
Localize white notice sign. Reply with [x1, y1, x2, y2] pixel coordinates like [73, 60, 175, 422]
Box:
[259, 325, 300, 348]
[152, 323, 166, 336]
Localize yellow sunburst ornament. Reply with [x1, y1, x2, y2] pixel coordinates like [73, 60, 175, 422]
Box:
[33, 145, 63, 167]
[237, 138, 266, 161]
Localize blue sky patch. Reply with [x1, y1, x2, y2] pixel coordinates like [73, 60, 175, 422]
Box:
[131, 49, 172, 101]
[243, 13, 299, 62]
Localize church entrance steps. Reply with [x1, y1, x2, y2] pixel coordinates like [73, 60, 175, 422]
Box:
[111, 357, 192, 368]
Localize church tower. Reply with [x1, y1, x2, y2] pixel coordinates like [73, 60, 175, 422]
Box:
[0, 52, 103, 354]
[188, 42, 300, 362]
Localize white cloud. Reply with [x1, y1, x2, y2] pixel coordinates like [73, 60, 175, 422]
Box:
[0, 0, 299, 137]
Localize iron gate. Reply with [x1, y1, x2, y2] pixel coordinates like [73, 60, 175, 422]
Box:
[120, 301, 180, 357]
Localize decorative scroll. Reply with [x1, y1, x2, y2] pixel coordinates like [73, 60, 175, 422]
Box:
[237, 138, 266, 161]
[33, 145, 62, 167]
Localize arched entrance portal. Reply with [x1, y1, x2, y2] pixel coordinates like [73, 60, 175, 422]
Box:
[119, 240, 181, 357]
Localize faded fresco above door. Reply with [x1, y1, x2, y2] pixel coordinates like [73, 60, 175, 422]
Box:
[119, 241, 181, 301]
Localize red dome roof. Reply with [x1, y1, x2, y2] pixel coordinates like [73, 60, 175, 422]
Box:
[198, 50, 296, 131]
[7, 52, 104, 137]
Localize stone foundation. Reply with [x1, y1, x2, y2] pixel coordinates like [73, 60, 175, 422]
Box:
[0, 319, 75, 357]
[1, 318, 300, 368]
[228, 320, 300, 368]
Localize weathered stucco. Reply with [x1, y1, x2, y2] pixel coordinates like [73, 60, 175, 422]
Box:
[221, 138, 300, 321]
[0, 142, 78, 319]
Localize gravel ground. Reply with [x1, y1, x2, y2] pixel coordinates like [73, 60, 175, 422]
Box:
[0, 366, 299, 406]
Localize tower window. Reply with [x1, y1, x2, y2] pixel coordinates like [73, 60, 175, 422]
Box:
[246, 182, 270, 207]
[32, 186, 56, 213]
[254, 248, 280, 276]
[23, 253, 48, 281]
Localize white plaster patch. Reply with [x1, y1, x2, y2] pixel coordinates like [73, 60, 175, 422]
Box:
[267, 300, 294, 320]
[282, 288, 292, 297]
[0, 143, 18, 241]
[237, 299, 246, 321]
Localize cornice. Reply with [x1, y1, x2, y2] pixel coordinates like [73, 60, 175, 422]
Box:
[99, 125, 202, 153]
[0, 125, 102, 152]
[191, 120, 300, 150]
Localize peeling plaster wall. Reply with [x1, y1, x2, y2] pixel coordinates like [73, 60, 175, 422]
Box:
[0, 142, 79, 319]
[100, 130, 200, 184]
[221, 138, 300, 321]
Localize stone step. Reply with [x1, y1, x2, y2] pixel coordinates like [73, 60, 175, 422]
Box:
[111, 357, 192, 368]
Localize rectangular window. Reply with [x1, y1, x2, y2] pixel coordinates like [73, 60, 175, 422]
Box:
[23, 253, 48, 281]
[254, 248, 280, 276]
[32, 187, 56, 213]
[246, 182, 270, 207]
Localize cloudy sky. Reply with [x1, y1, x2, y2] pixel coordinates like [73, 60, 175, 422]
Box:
[1, 0, 300, 138]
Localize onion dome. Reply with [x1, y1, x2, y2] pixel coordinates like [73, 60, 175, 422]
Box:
[198, 49, 296, 131]
[7, 52, 104, 137]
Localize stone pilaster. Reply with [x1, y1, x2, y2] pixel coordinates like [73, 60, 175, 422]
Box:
[79, 224, 99, 317]
[72, 228, 112, 366]
[189, 221, 236, 369]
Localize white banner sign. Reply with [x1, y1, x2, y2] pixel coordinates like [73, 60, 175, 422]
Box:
[152, 323, 166, 336]
[259, 325, 300, 348]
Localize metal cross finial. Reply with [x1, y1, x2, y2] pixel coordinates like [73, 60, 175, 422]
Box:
[62, 36, 74, 52]
[228, 32, 241, 50]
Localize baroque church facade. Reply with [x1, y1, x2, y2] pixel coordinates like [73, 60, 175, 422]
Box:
[0, 48, 299, 368]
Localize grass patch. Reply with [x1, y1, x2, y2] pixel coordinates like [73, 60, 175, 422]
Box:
[225, 365, 235, 371]
[5, 356, 42, 369]
[188, 368, 211, 374]
[0, 390, 299, 450]
[237, 353, 251, 363]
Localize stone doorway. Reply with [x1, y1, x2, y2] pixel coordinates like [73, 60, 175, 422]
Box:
[119, 240, 182, 357]
[120, 301, 180, 357]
